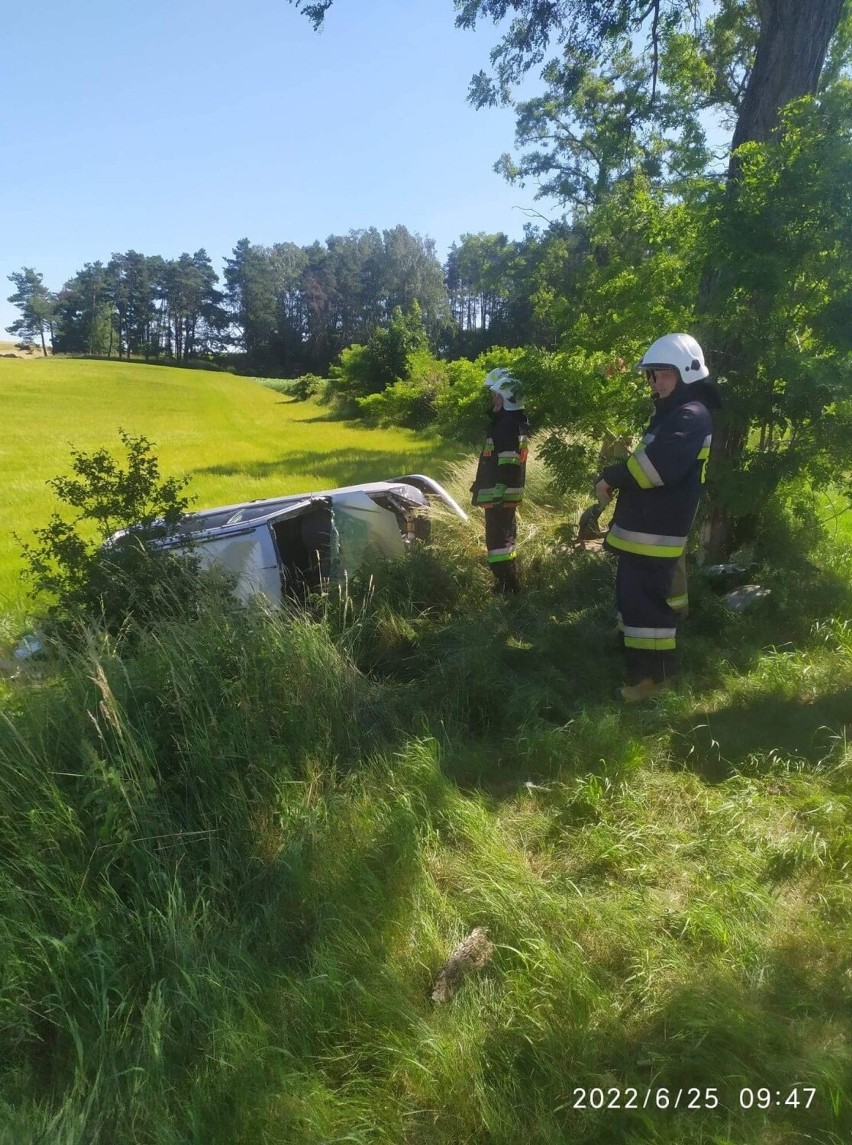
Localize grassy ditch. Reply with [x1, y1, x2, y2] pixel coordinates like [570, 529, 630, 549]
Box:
[0, 465, 850, 1144]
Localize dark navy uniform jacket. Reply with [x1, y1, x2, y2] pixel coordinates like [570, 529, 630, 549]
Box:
[600, 383, 712, 559]
[471, 409, 530, 509]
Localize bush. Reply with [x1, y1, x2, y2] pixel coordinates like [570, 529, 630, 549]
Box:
[18, 429, 207, 636]
[357, 350, 449, 429]
[290, 372, 323, 400]
[326, 304, 431, 411]
[259, 374, 324, 400]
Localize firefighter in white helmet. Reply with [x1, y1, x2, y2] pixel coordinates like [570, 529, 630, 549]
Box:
[595, 333, 722, 701]
[470, 368, 531, 594]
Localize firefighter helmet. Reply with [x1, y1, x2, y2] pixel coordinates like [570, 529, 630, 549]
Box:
[484, 368, 524, 410]
[636, 333, 709, 383]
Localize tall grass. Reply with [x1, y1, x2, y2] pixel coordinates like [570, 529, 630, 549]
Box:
[0, 462, 850, 1143]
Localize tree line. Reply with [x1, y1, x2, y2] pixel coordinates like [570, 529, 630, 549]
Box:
[6, 224, 563, 375]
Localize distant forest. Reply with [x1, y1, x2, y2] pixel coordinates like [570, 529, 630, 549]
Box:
[6, 224, 575, 376]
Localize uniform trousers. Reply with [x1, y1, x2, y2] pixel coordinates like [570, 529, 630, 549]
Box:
[484, 506, 519, 593]
[615, 551, 682, 683]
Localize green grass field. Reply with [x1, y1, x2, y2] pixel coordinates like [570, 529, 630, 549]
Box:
[0, 358, 849, 1143]
[0, 357, 462, 618]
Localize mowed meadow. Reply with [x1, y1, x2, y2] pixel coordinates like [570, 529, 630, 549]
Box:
[0, 356, 462, 621]
[0, 358, 850, 1143]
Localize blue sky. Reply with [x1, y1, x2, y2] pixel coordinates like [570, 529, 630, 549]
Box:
[0, 0, 562, 337]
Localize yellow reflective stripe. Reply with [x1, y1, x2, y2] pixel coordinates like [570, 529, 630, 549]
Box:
[633, 447, 664, 487]
[498, 452, 521, 465]
[608, 525, 686, 558]
[475, 487, 498, 502]
[609, 536, 685, 557]
[624, 636, 677, 650]
[667, 593, 689, 610]
[627, 453, 655, 490]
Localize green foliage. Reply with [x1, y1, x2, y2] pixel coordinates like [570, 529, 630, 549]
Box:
[457, 0, 758, 214]
[261, 372, 324, 401]
[225, 227, 450, 377]
[53, 261, 114, 356]
[291, 372, 323, 400]
[2, 468, 852, 1141]
[369, 301, 429, 382]
[568, 176, 702, 351]
[357, 349, 450, 429]
[6, 267, 55, 353]
[53, 249, 226, 362]
[699, 90, 852, 514]
[326, 303, 431, 407]
[445, 232, 513, 352]
[434, 347, 525, 440]
[19, 430, 199, 633]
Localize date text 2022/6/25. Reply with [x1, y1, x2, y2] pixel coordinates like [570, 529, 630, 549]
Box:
[567, 1086, 817, 1111]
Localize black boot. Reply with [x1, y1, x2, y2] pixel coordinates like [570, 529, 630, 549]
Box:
[491, 561, 521, 595]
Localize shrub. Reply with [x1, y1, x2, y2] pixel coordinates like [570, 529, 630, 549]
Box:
[18, 429, 206, 636]
[357, 350, 450, 429]
[326, 304, 431, 410]
[260, 374, 324, 400]
[290, 372, 323, 400]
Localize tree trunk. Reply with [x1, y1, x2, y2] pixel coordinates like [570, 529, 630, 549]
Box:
[730, 0, 845, 160]
[698, 0, 845, 561]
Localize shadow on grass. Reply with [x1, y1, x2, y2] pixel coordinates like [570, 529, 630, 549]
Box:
[415, 586, 848, 798]
[295, 409, 360, 424]
[669, 687, 852, 783]
[194, 447, 463, 488]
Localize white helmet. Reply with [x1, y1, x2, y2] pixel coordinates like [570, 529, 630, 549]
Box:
[484, 367, 524, 411]
[636, 333, 709, 383]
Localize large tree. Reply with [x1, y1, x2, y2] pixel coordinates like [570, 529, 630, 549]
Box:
[106, 251, 160, 360]
[157, 251, 226, 363]
[6, 268, 56, 356]
[456, 0, 849, 554]
[292, 1, 846, 208]
[53, 262, 113, 356]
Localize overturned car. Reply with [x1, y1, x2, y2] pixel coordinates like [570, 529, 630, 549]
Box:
[129, 474, 467, 606]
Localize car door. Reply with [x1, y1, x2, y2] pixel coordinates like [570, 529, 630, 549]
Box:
[190, 498, 320, 606]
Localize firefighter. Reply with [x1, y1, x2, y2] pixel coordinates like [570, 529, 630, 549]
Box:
[595, 333, 722, 701]
[471, 368, 530, 594]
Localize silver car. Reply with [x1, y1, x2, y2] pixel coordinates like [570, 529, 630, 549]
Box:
[144, 474, 467, 605]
